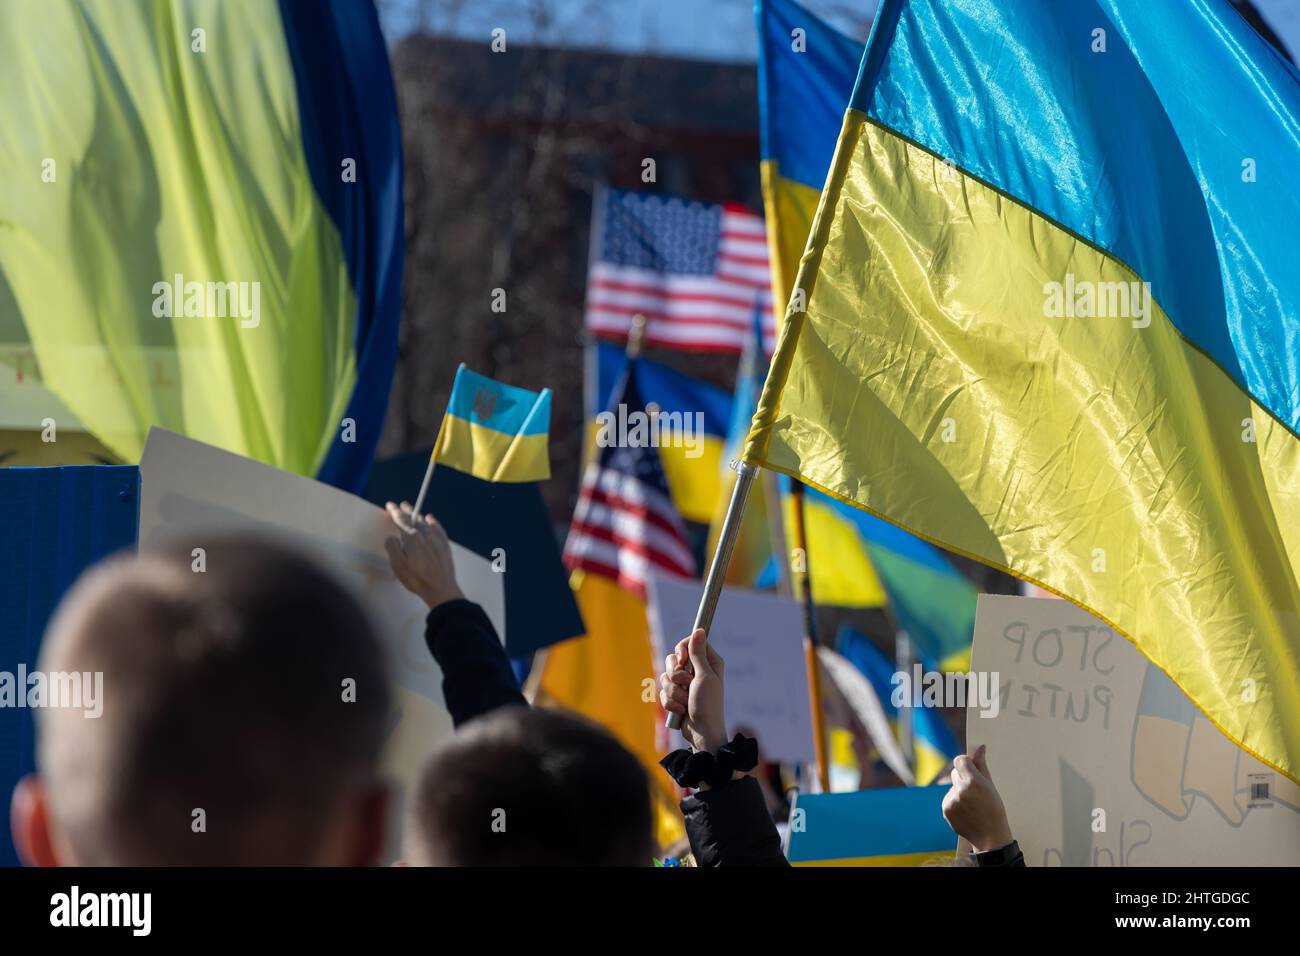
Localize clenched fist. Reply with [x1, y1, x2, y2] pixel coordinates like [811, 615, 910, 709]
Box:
[658, 628, 727, 754]
[942, 744, 1014, 853]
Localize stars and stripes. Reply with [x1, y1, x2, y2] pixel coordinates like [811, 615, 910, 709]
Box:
[585, 187, 778, 354]
[563, 364, 696, 597]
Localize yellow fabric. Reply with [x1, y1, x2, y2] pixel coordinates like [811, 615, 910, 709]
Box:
[432, 416, 549, 483]
[830, 727, 857, 769]
[937, 646, 972, 674]
[760, 158, 887, 610]
[659, 438, 726, 525]
[782, 494, 886, 608]
[0, 0, 354, 473]
[915, 743, 949, 789]
[538, 571, 684, 844]
[760, 159, 822, 317]
[747, 113, 1300, 782]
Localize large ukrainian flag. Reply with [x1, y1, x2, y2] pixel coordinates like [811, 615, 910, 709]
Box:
[746, 0, 1300, 781]
[0, 0, 403, 492]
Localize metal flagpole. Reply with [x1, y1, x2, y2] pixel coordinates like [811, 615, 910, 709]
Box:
[665, 459, 759, 730]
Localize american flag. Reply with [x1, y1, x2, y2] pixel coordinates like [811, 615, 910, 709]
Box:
[585, 187, 778, 354]
[563, 363, 696, 597]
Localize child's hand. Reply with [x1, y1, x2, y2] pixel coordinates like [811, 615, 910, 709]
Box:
[659, 629, 727, 753]
[942, 744, 1014, 853]
[383, 501, 464, 610]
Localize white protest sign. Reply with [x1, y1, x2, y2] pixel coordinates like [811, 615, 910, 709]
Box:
[646, 574, 814, 764]
[138, 428, 507, 857]
[969, 595, 1300, 866]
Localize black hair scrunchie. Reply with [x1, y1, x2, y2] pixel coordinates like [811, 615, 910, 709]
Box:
[660, 734, 759, 789]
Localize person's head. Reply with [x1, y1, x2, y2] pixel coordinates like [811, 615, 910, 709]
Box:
[405, 707, 653, 866]
[11, 535, 391, 866]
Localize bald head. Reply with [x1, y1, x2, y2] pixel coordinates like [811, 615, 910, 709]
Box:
[28, 536, 390, 866]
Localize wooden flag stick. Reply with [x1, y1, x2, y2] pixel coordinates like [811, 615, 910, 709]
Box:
[411, 457, 436, 520]
[896, 629, 916, 779]
[789, 480, 831, 793]
[412, 362, 467, 520]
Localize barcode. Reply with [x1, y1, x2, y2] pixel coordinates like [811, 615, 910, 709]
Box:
[1247, 773, 1273, 808]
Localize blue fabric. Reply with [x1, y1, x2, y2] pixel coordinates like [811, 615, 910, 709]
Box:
[279, 0, 405, 493]
[444, 366, 551, 437]
[758, 0, 866, 188]
[591, 342, 732, 435]
[0, 467, 140, 867]
[853, 0, 1300, 430]
[788, 785, 953, 861]
[724, 302, 770, 459]
[837, 625, 961, 759]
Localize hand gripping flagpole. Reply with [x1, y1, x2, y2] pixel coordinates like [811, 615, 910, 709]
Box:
[665, 458, 758, 730]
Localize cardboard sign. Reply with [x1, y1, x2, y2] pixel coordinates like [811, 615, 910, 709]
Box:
[138, 428, 507, 858]
[969, 595, 1300, 866]
[646, 575, 814, 764]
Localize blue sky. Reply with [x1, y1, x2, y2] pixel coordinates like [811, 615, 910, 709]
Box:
[380, 0, 1300, 64]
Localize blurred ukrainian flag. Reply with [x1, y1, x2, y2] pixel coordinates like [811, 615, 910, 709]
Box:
[589, 342, 730, 524]
[592, 341, 888, 607]
[787, 785, 955, 866]
[820, 490, 976, 670]
[0, 0, 403, 491]
[837, 625, 960, 785]
[757, 0, 866, 314]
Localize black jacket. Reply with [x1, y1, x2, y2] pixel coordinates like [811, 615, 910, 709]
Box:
[423, 599, 526, 727]
[680, 776, 789, 866]
[426, 598, 788, 865]
[972, 840, 1026, 867]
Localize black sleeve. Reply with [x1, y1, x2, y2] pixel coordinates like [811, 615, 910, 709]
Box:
[424, 599, 527, 728]
[680, 776, 789, 867]
[972, 840, 1026, 868]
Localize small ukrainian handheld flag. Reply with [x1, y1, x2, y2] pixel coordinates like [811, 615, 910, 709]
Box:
[432, 365, 551, 483]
